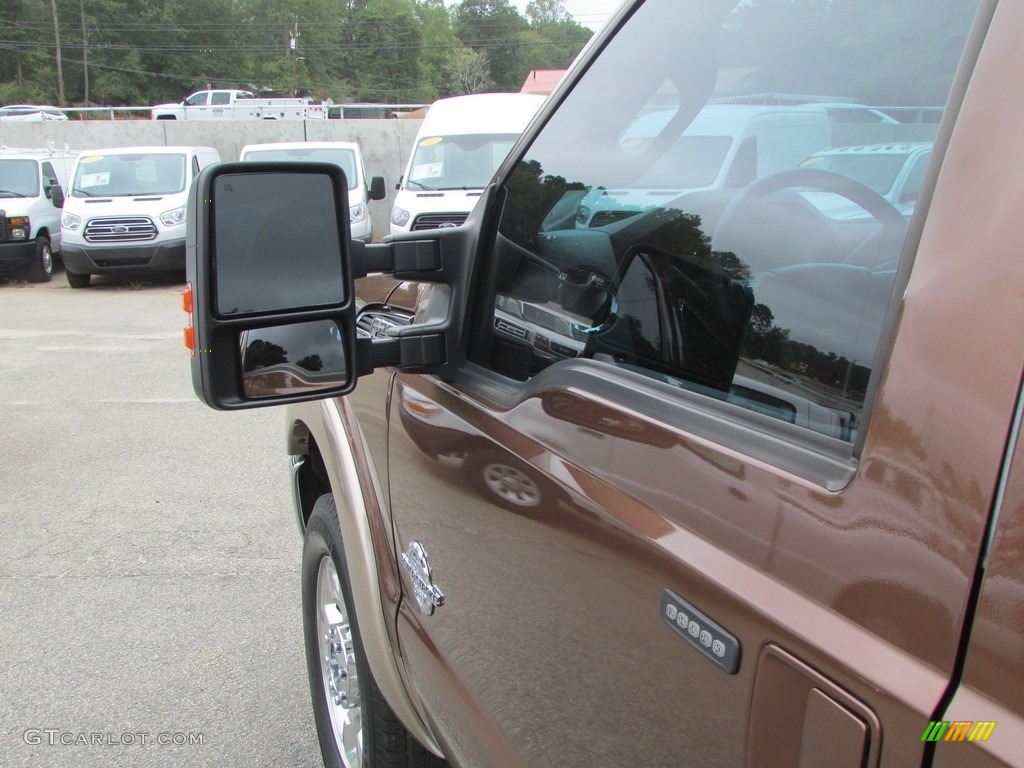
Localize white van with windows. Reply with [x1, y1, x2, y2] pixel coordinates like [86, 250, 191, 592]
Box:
[239, 142, 385, 243]
[389, 93, 545, 235]
[0, 147, 78, 282]
[60, 145, 220, 288]
[574, 104, 833, 228]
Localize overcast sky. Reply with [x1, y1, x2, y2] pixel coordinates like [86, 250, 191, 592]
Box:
[446, 0, 625, 31]
[538, 0, 623, 30]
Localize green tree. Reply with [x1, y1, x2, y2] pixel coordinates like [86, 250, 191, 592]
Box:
[520, 16, 591, 74]
[525, 0, 568, 25]
[453, 0, 527, 90]
[344, 0, 423, 101]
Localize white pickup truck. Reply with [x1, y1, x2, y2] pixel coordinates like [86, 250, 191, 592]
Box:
[151, 89, 327, 120]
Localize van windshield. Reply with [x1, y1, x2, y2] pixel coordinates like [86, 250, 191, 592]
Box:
[0, 159, 39, 197]
[242, 148, 358, 190]
[408, 133, 519, 190]
[798, 152, 910, 196]
[72, 153, 187, 196]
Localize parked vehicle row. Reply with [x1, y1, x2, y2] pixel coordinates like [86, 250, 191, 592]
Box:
[0, 140, 389, 287]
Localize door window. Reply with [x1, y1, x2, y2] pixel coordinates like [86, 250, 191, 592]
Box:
[483, 0, 979, 448]
[41, 162, 58, 197]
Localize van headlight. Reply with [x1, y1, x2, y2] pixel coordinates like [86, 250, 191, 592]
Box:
[350, 202, 367, 224]
[6, 215, 29, 240]
[62, 212, 82, 230]
[160, 206, 186, 227]
[391, 206, 410, 227]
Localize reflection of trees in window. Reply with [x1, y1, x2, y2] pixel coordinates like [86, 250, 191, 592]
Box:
[243, 340, 287, 371]
[626, 207, 752, 285]
[296, 354, 324, 372]
[501, 159, 586, 250]
[741, 310, 872, 400]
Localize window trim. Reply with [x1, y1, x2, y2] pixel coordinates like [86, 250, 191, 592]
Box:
[453, 359, 857, 491]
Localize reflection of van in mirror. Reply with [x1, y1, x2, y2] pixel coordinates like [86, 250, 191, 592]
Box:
[239, 142, 386, 242]
[389, 93, 545, 235]
[60, 145, 220, 288]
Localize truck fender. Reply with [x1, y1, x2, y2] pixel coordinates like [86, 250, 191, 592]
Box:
[287, 397, 443, 757]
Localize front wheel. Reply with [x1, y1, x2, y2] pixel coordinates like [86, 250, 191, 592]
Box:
[65, 269, 91, 289]
[302, 494, 446, 768]
[26, 237, 53, 283]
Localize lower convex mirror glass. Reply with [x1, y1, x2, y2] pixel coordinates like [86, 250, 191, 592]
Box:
[240, 319, 349, 399]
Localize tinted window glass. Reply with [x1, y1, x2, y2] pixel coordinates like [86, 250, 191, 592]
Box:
[486, 0, 980, 444]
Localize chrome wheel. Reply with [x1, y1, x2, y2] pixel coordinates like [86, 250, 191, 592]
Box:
[40, 242, 52, 275]
[480, 461, 542, 507]
[316, 555, 362, 767]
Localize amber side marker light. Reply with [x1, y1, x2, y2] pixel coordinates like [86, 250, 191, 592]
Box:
[182, 284, 195, 355]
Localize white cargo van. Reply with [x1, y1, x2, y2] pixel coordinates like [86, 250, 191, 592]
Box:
[574, 104, 832, 228]
[389, 93, 545, 235]
[0, 147, 78, 282]
[239, 142, 385, 242]
[60, 145, 220, 288]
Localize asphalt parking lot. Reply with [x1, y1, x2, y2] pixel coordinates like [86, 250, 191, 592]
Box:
[0, 267, 321, 767]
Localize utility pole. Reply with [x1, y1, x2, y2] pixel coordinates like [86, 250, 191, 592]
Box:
[289, 20, 299, 96]
[50, 0, 65, 104]
[80, 0, 89, 105]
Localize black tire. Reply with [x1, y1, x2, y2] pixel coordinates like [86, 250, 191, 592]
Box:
[26, 237, 53, 283]
[65, 269, 91, 289]
[302, 494, 446, 768]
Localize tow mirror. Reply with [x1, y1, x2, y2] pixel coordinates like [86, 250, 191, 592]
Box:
[185, 161, 467, 411]
[185, 162, 359, 410]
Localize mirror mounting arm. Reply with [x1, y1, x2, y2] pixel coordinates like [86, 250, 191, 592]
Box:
[356, 334, 446, 376]
[350, 239, 442, 279]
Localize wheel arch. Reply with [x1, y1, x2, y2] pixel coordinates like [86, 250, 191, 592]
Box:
[286, 399, 444, 759]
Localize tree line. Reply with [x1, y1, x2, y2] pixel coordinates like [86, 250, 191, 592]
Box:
[0, 0, 593, 108]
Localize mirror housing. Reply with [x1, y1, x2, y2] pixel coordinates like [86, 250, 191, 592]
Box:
[185, 161, 361, 410]
[369, 176, 386, 201]
[50, 184, 64, 208]
[185, 162, 479, 411]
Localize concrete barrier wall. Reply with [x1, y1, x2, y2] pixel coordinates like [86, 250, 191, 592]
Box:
[0, 119, 423, 241]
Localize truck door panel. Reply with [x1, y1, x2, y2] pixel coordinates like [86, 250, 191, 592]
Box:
[934, 393, 1024, 768]
[382, 0, 1008, 764]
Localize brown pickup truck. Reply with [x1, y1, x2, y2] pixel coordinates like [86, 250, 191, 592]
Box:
[183, 0, 1023, 766]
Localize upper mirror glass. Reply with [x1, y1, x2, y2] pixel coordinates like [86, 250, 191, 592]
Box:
[213, 171, 346, 316]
